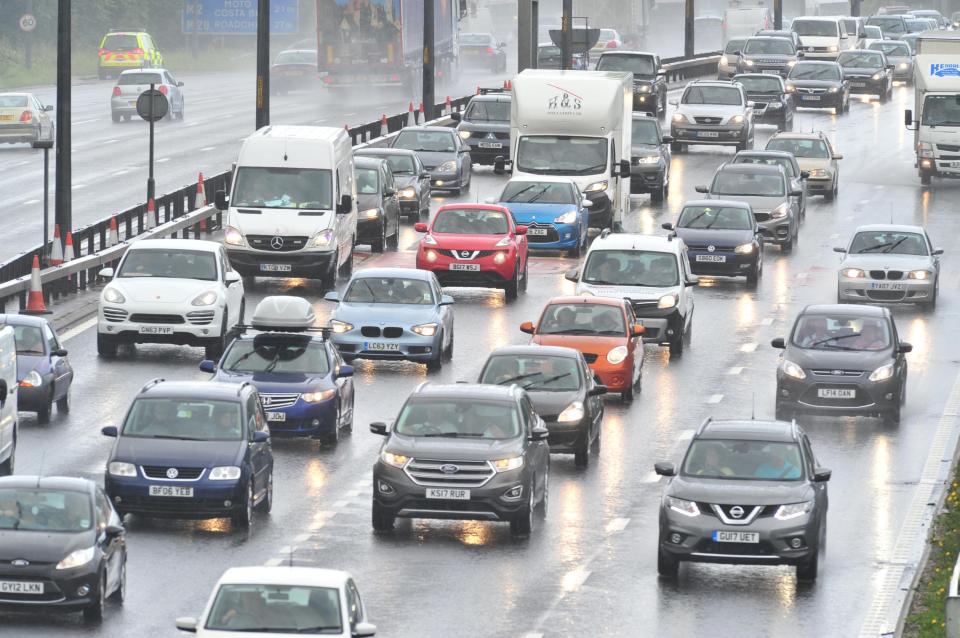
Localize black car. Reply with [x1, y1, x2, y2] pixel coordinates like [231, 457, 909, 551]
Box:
[736, 36, 801, 77]
[478, 345, 606, 467]
[596, 51, 668, 117]
[451, 90, 511, 166]
[0, 314, 73, 424]
[458, 32, 507, 72]
[772, 304, 911, 424]
[733, 73, 796, 131]
[536, 43, 588, 70]
[355, 148, 431, 219]
[391, 126, 472, 193]
[269, 49, 319, 95]
[655, 418, 831, 581]
[354, 156, 401, 253]
[786, 61, 850, 115]
[0, 476, 126, 621]
[730, 149, 808, 218]
[837, 49, 893, 101]
[102, 379, 274, 527]
[630, 114, 672, 203]
[370, 383, 550, 537]
[662, 200, 762, 285]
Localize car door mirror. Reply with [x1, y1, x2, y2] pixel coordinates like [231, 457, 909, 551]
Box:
[685, 275, 699, 287]
[669, 99, 678, 107]
[833, 154, 843, 160]
[494, 156, 512, 174]
[177, 81, 185, 87]
[337, 194, 353, 215]
[515, 225, 527, 236]
[582, 198, 593, 208]
[797, 50, 805, 58]
[369, 421, 389, 436]
[654, 461, 676, 477]
[214, 189, 228, 210]
[813, 467, 832, 482]
[175, 617, 199, 633]
[520, 321, 535, 334]
[657, 68, 667, 76]
[354, 622, 378, 637]
[661, 222, 674, 231]
[887, 64, 895, 70]
[800, 170, 810, 179]
[833, 246, 846, 253]
[694, 185, 709, 193]
[899, 341, 913, 354]
[747, 101, 756, 109]
[588, 385, 608, 397]
[414, 222, 428, 233]
[224, 271, 241, 285]
[53, 348, 68, 357]
[440, 294, 455, 305]
[105, 523, 125, 538]
[384, 188, 395, 197]
[632, 323, 645, 336]
[564, 268, 579, 282]
[251, 431, 270, 444]
[530, 424, 550, 440]
[323, 291, 341, 302]
[420, 171, 431, 179]
[44, 104, 54, 112]
[101, 426, 118, 437]
[661, 134, 673, 143]
[933, 248, 944, 256]
[98, 267, 114, 279]
[337, 364, 354, 378]
[771, 337, 786, 349]
[450, 112, 461, 122]
[199, 359, 217, 373]
[484, 196, 497, 204]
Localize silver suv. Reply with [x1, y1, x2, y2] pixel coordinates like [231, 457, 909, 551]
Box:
[669, 80, 754, 153]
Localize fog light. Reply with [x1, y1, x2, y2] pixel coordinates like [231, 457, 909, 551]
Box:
[790, 537, 803, 549]
[921, 160, 933, 168]
[77, 585, 91, 597]
[377, 480, 395, 495]
[201, 329, 209, 335]
[885, 392, 894, 400]
[436, 180, 445, 186]
[612, 376, 623, 386]
[666, 329, 674, 336]
[224, 500, 232, 508]
[670, 533, 682, 544]
[781, 389, 790, 397]
[107, 326, 114, 332]
[504, 485, 523, 500]
[113, 496, 122, 503]
[312, 419, 320, 426]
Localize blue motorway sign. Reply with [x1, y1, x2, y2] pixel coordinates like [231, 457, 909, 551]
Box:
[182, 0, 299, 35]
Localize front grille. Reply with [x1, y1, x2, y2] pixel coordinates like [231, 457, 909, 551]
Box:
[698, 503, 777, 519]
[630, 300, 659, 311]
[694, 116, 723, 125]
[246, 235, 309, 252]
[754, 212, 771, 222]
[186, 310, 216, 326]
[686, 245, 734, 253]
[867, 290, 906, 301]
[383, 327, 403, 338]
[751, 101, 768, 109]
[103, 307, 128, 322]
[361, 326, 381, 338]
[869, 270, 904, 280]
[887, 271, 903, 280]
[582, 353, 599, 364]
[141, 465, 205, 480]
[438, 249, 495, 259]
[799, 384, 871, 408]
[797, 87, 827, 94]
[494, 131, 510, 140]
[404, 458, 495, 487]
[260, 393, 300, 410]
[129, 313, 184, 324]
[526, 224, 561, 243]
[812, 369, 863, 377]
[937, 144, 960, 153]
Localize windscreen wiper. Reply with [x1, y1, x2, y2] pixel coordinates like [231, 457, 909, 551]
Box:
[809, 332, 861, 348]
[524, 372, 572, 389]
[497, 372, 543, 385]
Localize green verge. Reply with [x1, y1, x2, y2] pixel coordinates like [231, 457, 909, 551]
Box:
[903, 476, 960, 637]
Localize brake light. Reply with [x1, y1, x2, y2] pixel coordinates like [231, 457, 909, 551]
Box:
[98, 48, 107, 56]
[486, 46, 494, 54]
[322, 76, 334, 84]
[20, 111, 32, 123]
[130, 48, 144, 55]
[390, 74, 399, 81]
[606, 39, 618, 48]
[158, 85, 168, 95]
[112, 86, 121, 96]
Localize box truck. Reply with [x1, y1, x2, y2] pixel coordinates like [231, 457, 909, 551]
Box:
[905, 32, 960, 186]
[497, 70, 633, 232]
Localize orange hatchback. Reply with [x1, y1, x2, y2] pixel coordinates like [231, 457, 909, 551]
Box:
[521, 296, 645, 401]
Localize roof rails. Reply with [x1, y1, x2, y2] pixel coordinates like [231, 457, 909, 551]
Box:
[237, 381, 253, 397]
[139, 378, 165, 393]
[476, 87, 510, 96]
[600, 228, 612, 239]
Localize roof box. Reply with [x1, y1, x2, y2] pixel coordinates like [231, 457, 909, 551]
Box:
[251, 296, 317, 331]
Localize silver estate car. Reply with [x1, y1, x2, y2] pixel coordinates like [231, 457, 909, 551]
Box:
[834, 224, 943, 309]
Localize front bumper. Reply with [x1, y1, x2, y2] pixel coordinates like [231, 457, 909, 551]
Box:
[631, 305, 685, 345]
[417, 252, 516, 288]
[630, 164, 666, 193]
[845, 77, 886, 94]
[919, 157, 960, 179]
[463, 139, 509, 165]
[524, 222, 580, 250]
[584, 192, 612, 228]
[632, 91, 659, 113]
[792, 92, 843, 108]
[671, 123, 748, 147]
[17, 382, 52, 412]
[893, 65, 913, 81]
[429, 171, 461, 191]
[356, 216, 383, 243]
[586, 357, 635, 391]
[776, 370, 901, 416]
[686, 248, 757, 277]
[544, 419, 589, 453]
[227, 247, 336, 278]
[0, 565, 102, 612]
[750, 101, 789, 124]
[805, 175, 836, 193]
[264, 400, 338, 437]
[756, 215, 793, 245]
[332, 330, 442, 363]
[105, 474, 248, 519]
[838, 275, 935, 304]
[98, 303, 225, 346]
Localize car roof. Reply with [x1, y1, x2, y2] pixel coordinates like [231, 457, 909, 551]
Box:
[717, 163, 784, 175]
[682, 199, 752, 210]
[128, 238, 222, 253]
[544, 295, 627, 308]
[118, 68, 169, 75]
[138, 380, 250, 401]
[746, 35, 792, 41]
[802, 303, 889, 318]
[355, 148, 418, 157]
[469, 94, 511, 103]
[436, 203, 509, 213]
[0, 475, 94, 493]
[734, 73, 785, 80]
[598, 50, 656, 57]
[461, 32, 495, 38]
[0, 313, 49, 328]
[506, 174, 577, 185]
[688, 80, 742, 88]
[354, 156, 389, 169]
[218, 567, 351, 588]
[589, 232, 684, 253]
[399, 126, 454, 134]
[794, 60, 840, 66]
[853, 223, 925, 234]
[735, 150, 796, 161]
[770, 131, 826, 140]
[488, 344, 583, 359]
[698, 419, 798, 442]
[413, 382, 520, 401]
[351, 267, 434, 281]
[0, 92, 31, 98]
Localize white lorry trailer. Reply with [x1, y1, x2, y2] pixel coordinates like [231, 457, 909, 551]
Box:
[906, 31, 960, 186]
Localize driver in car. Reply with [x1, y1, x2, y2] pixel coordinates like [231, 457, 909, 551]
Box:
[696, 445, 734, 476]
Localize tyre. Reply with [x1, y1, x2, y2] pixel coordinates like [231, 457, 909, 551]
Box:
[509, 492, 534, 537]
[321, 251, 338, 290]
[569, 230, 583, 258]
[108, 557, 126, 603]
[0, 438, 14, 477]
[387, 219, 399, 250]
[231, 482, 254, 529]
[926, 278, 938, 310]
[921, 173, 932, 186]
[574, 441, 590, 468]
[796, 547, 819, 582]
[426, 338, 443, 371]
[111, 111, 121, 123]
[651, 183, 665, 204]
[670, 141, 682, 153]
[371, 220, 386, 253]
[97, 334, 118, 358]
[781, 233, 793, 254]
[322, 413, 341, 446]
[520, 258, 528, 294]
[879, 88, 887, 103]
[747, 259, 761, 287]
[255, 473, 273, 513]
[621, 382, 634, 403]
[658, 546, 679, 578]
[57, 391, 70, 414]
[775, 403, 793, 421]
[735, 141, 747, 153]
[82, 571, 106, 622]
[339, 246, 354, 277]
[824, 184, 835, 202]
[669, 321, 686, 357]
[504, 265, 520, 301]
[443, 327, 454, 360]
[37, 395, 52, 424]
[372, 502, 395, 532]
[883, 403, 901, 426]
[204, 316, 228, 360]
[537, 468, 549, 518]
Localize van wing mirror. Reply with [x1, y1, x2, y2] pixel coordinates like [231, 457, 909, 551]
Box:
[450, 112, 461, 122]
[904, 109, 913, 127]
[564, 268, 579, 283]
[771, 337, 786, 349]
[619, 159, 631, 177]
[337, 194, 353, 214]
[654, 462, 675, 477]
[214, 189, 227, 211]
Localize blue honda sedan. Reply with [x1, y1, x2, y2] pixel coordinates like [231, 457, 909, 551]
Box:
[493, 177, 591, 257]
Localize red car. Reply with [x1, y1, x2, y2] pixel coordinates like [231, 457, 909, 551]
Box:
[415, 204, 529, 299]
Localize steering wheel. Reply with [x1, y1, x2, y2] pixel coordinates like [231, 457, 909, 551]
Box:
[420, 424, 443, 436]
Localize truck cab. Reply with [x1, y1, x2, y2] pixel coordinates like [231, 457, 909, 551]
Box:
[905, 32, 960, 186]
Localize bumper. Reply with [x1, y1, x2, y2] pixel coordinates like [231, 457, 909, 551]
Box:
[356, 217, 383, 243]
[17, 383, 51, 412]
[525, 223, 581, 250]
[794, 93, 842, 108]
[264, 400, 338, 437]
[227, 247, 336, 278]
[429, 171, 461, 190]
[846, 78, 885, 94]
[331, 331, 441, 363]
[838, 276, 935, 304]
[920, 158, 960, 179]
[110, 97, 141, 115]
[0, 124, 40, 143]
[805, 176, 835, 193]
[717, 65, 737, 79]
[671, 124, 748, 147]
[633, 306, 685, 344]
[776, 373, 901, 416]
[751, 103, 789, 123]
[893, 67, 913, 81]
[544, 419, 589, 453]
[587, 358, 635, 391]
[630, 165, 666, 193]
[0, 566, 102, 612]
[417, 254, 516, 288]
[632, 92, 659, 113]
[757, 217, 792, 245]
[398, 196, 421, 213]
[464, 141, 508, 165]
[106, 476, 247, 519]
[98, 303, 226, 345]
[687, 250, 757, 277]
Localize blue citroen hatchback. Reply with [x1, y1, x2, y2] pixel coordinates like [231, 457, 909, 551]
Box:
[493, 176, 590, 257]
[201, 296, 355, 446]
[102, 379, 273, 528]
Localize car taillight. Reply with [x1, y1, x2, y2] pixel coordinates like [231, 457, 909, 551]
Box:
[130, 48, 144, 55]
[20, 111, 32, 123]
[112, 86, 121, 96]
[158, 85, 168, 95]
[606, 39, 618, 48]
[390, 74, 399, 81]
[322, 76, 334, 84]
[486, 46, 494, 54]
[98, 48, 107, 56]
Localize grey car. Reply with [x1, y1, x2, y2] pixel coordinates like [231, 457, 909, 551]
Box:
[732, 73, 796, 131]
[451, 91, 511, 166]
[730, 149, 808, 219]
[867, 40, 913, 82]
[697, 163, 800, 251]
[718, 38, 748, 79]
[655, 418, 831, 581]
[370, 383, 550, 537]
[736, 36, 801, 77]
[354, 148, 431, 219]
[354, 156, 401, 253]
[391, 126, 472, 193]
[596, 51, 669, 117]
[630, 114, 672, 203]
[111, 68, 184, 123]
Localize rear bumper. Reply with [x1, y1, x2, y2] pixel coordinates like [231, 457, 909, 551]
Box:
[0, 124, 39, 143]
[671, 124, 748, 146]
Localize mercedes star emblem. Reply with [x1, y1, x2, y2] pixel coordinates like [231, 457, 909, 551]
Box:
[166, 467, 179, 479]
[730, 505, 745, 519]
[270, 236, 285, 250]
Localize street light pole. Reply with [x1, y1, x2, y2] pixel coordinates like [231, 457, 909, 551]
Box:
[256, 0, 270, 129]
[32, 139, 53, 264]
[55, 0, 71, 238]
[423, 0, 435, 121]
[561, 0, 572, 71]
[148, 84, 156, 206]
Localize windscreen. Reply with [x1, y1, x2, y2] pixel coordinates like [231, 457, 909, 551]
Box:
[582, 250, 679, 287]
[122, 398, 243, 440]
[632, 119, 660, 146]
[791, 314, 892, 351]
[724, 39, 748, 54]
[848, 231, 928, 255]
[734, 76, 783, 93]
[537, 301, 626, 336]
[904, 19, 928, 33]
[596, 55, 656, 76]
[867, 17, 906, 34]
[766, 137, 830, 158]
[355, 167, 380, 194]
[681, 440, 803, 480]
[712, 171, 785, 197]
[118, 249, 218, 281]
[343, 276, 434, 304]
[274, 50, 317, 65]
[865, 26, 883, 38]
[393, 399, 520, 439]
[460, 33, 493, 46]
[678, 206, 754, 230]
[0, 96, 28, 107]
[792, 19, 839, 37]
[231, 167, 333, 210]
[222, 336, 331, 374]
[733, 154, 796, 177]
[868, 42, 909, 56]
[516, 136, 608, 175]
[205, 584, 342, 634]
[118, 73, 163, 85]
[744, 38, 795, 54]
[500, 181, 575, 204]
[838, 51, 884, 68]
[464, 100, 510, 122]
[393, 129, 455, 152]
[681, 86, 743, 105]
[480, 354, 581, 392]
[0, 488, 92, 532]
[10, 325, 45, 355]
[922, 95, 960, 127]
[433, 208, 509, 234]
[788, 63, 841, 81]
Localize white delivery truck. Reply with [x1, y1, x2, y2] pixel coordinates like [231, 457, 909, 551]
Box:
[215, 125, 358, 289]
[906, 32, 960, 186]
[497, 69, 633, 232]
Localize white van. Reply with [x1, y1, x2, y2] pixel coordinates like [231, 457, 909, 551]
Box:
[791, 16, 852, 60]
[0, 326, 17, 475]
[216, 125, 358, 289]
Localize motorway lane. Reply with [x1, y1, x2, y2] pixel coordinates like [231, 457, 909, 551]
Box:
[4, 87, 960, 637]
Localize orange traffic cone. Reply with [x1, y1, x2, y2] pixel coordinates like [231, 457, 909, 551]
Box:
[196, 172, 208, 232]
[49, 224, 63, 266]
[406, 101, 415, 127]
[503, 79, 512, 91]
[22, 255, 49, 315]
[418, 101, 425, 123]
[108, 217, 119, 247]
[63, 232, 74, 263]
[476, 85, 481, 95]
[145, 198, 156, 230]
[380, 114, 388, 137]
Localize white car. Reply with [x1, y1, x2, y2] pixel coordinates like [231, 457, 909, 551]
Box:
[835, 224, 943, 309]
[97, 239, 245, 359]
[175, 566, 376, 637]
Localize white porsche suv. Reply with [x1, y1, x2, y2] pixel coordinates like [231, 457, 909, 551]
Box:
[669, 79, 754, 153]
[97, 239, 245, 359]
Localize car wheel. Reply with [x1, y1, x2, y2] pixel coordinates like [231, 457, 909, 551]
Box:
[339, 245, 354, 277]
[387, 218, 400, 250]
[322, 406, 341, 446]
[109, 556, 126, 603]
[569, 230, 583, 258]
[735, 140, 747, 153]
[781, 233, 794, 254]
[796, 543, 820, 582]
[657, 545, 679, 578]
[509, 491, 534, 537]
[231, 482, 254, 529]
[504, 264, 520, 301]
[670, 141, 682, 153]
[520, 258, 528, 293]
[372, 502, 395, 532]
[111, 112, 121, 123]
[780, 114, 792, 132]
[204, 316, 228, 360]
[775, 402, 793, 421]
[238, 298, 246, 325]
[920, 172, 932, 186]
[96, 333, 117, 358]
[651, 183, 665, 204]
[621, 381, 634, 403]
[372, 220, 386, 253]
[0, 435, 14, 476]
[426, 336, 444, 371]
[574, 440, 590, 468]
[883, 402, 901, 426]
[747, 256, 761, 287]
[255, 472, 273, 513]
[321, 250, 338, 290]
[669, 330, 684, 356]
[37, 393, 52, 424]
[537, 468, 549, 518]
[926, 278, 938, 310]
[443, 327, 454, 360]
[82, 570, 106, 622]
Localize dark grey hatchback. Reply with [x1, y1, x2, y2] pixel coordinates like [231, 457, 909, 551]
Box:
[370, 383, 550, 537]
[655, 419, 831, 581]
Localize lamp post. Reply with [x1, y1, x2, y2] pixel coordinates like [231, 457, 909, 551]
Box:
[31, 138, 53, 265]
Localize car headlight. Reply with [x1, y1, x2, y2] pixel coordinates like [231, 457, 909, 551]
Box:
[785, 83, 796, 92]
[782, 359, 806, 380]
[330, 319, 354, 334]
[492, 251, 508, 264]
[458, 130, 472, 140]
[18, 370, 43, 388]
[380, 451, 409, 468]
[774, 501, 813, 521]
[635, 155, 660, 165]
[828, 86, 839, 93]
[191, 290, 219, 307]
[424, 248, 438, 262]
[312, 229, 335, 248]
[667, 496, 700, 517]
[730, 114, 745, 125]
[898, 62, 908, 69]
[584, 180, 608, 193]
[361, 208, 380, 220]
[638, 84, 651, 93]
[422, 233, 438, 245]
[103, 286, 126, 304]
[908, 270, 931, 280]
[557, 401, 585, 423]
[770, 203, 790, 219]
[869, 363, 895, 382]
[579, 289, 594, 296]
[400, 187, 416, 198]
[918, 142, 934, 158]
[495, 235, 513, 247]
[828, 45, 839, 52]
[438, 160, 457, 172]
[672, 112, 689, 124]
[56, 547, 96, 571]
[224, 226, 245, 246]
[209, 466, 242, 481]
[872, 72, 882, 80]
[554, 210, 578, 224]
[787, 60, 797, 67]
[302, 389, 336, 403]
[744, 59, 755, 67]
[767, 101, 783, 109]
[658, 293, 678, 309]
[411, 322, 438, 337]
[606, 345, 629, 365]
[842, 268, 865, 278]
[735, 242, 754, 255]
[108, 461, 137, 477]
[809, 168, 830, 178]
[493, 456, 524, 472]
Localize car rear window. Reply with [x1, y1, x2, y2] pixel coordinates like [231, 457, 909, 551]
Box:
[103, 34, 140, 50]
[0, 95, 28, 108]
[118, 73, 163, 86]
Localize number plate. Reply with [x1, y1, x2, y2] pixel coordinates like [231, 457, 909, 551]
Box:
[713, 530, 759, 543]
[138, 326, 174, 335]
[697, 131, 720, 138]
[0, 581, 43, 594]
[260, 263, 292, 272]
[817, 388, 856, 399]
[695, 254, 727, 263]
[449, 263, 480, 271]
[478, 142, 502, 148]
[527, 227, 549, 236]
[426, 488, 471, 500]
[266, 411, 286, 422]
[869, 282, 905, 290]
[801, 95, 821, 101]
[148, 485, 194, 498]
[365, 342, 400, 352]
[0, 115, 14, 121]
[850, 81, 866, 87]
[762, 69, 781, 75]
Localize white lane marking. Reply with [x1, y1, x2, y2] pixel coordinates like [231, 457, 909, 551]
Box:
[343, 112, 357, 117]
[12, 160, 29, 167]
[728, 366, 744, 375]
[677, 429, 694, 441]
[264, 558, 283, 567]
[641, 471, 660, 484]
[707, 393, 724, 404]
[522, 634, 544, 638]
[157, 157, 170, 163]
[74, 118, 98, 125]
[23, 199, 38, 205]
[761, 317, 774, 326]
[830, 233, 840, 239]
[332, 500, 347, 508]
[60, 317, 97, 343]
[314, 119, 328, 124]
[561, 569, 591, 593]
[200, 146, 215, 152]
[740, 342, 758, 353]
[74, 184, 86, 190]
[112, 169, 130, 176]
[795, 272, 808, 280]
[858, 199, 869, 205]
[345, 489, 360, 498]
[605, 518, 631, 533]
[102, 139, 118, 145]
[293, 533, 311, 543]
